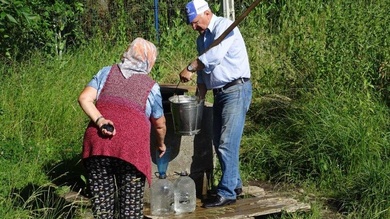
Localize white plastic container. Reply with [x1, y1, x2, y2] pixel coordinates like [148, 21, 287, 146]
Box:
[173, 171, 196, 214]
[150, 174, 174, 216]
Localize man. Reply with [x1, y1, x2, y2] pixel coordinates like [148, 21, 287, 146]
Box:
[179, 0, 252, 208]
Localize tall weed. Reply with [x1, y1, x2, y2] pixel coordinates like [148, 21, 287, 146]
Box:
[240, 0, 390, 218]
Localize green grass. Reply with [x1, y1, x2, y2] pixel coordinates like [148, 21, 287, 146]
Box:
[1, 0, 389, 218]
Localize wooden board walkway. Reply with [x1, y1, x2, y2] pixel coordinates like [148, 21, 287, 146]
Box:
[62, 182, 311, 219]
[63, 186, 311, 218]
[143, 186, 311, 219]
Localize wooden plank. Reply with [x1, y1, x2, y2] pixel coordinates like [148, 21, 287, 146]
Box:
[63, 186, 311, 218]
[144, 194, 311, 219]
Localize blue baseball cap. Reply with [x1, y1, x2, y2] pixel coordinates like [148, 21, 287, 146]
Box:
[185, 0, 209, 24]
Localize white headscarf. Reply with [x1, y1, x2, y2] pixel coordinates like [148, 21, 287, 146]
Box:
[118, 38, 158, 79]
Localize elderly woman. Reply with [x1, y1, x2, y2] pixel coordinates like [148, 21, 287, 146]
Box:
[78, 38, 166, 218]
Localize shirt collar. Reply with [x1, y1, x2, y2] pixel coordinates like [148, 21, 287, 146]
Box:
[206, 14, 217, 33]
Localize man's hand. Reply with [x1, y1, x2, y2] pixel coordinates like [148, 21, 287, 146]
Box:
[179, 67, 193, 83]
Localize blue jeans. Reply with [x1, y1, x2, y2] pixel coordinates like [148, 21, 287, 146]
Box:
[213, 80, 252, 199]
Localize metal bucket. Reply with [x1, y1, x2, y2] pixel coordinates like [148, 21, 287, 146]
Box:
[169, 95, 204, 136]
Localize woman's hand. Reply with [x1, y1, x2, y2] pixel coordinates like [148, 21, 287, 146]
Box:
[157, 143, 166, 158]
[97, 118, 116, 136]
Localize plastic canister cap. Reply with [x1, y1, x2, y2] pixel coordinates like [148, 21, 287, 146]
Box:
[158, 173, 167, 179]
[180, 171, 188, 176]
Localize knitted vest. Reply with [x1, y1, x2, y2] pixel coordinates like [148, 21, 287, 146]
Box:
[82, 64, 155, 184]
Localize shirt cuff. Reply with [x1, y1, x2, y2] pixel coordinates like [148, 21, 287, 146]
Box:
[198, 55, 211, 74]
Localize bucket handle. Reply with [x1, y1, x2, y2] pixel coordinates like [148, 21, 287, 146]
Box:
[173, 80, 181, 103]
[195, 86, 202, 103]
[173, 80, 202, 103]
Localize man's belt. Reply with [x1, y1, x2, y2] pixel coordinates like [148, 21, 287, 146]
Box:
[213, 78, 250, 94]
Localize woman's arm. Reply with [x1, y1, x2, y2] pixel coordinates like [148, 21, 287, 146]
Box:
[150, 116, 167, 157]
[78, 86, 116, 135]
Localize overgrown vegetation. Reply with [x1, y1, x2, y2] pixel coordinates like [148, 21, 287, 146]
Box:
[0, 0, 389, 218]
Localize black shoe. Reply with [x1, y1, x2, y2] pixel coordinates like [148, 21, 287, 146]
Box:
[208, 188, 243, 196]
[202, 195, 236, 208]
[234, 188, 243, 196]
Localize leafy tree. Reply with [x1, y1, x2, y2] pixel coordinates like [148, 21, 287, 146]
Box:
[0, 0, 84, 61]
[0, 0, 39, 59]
